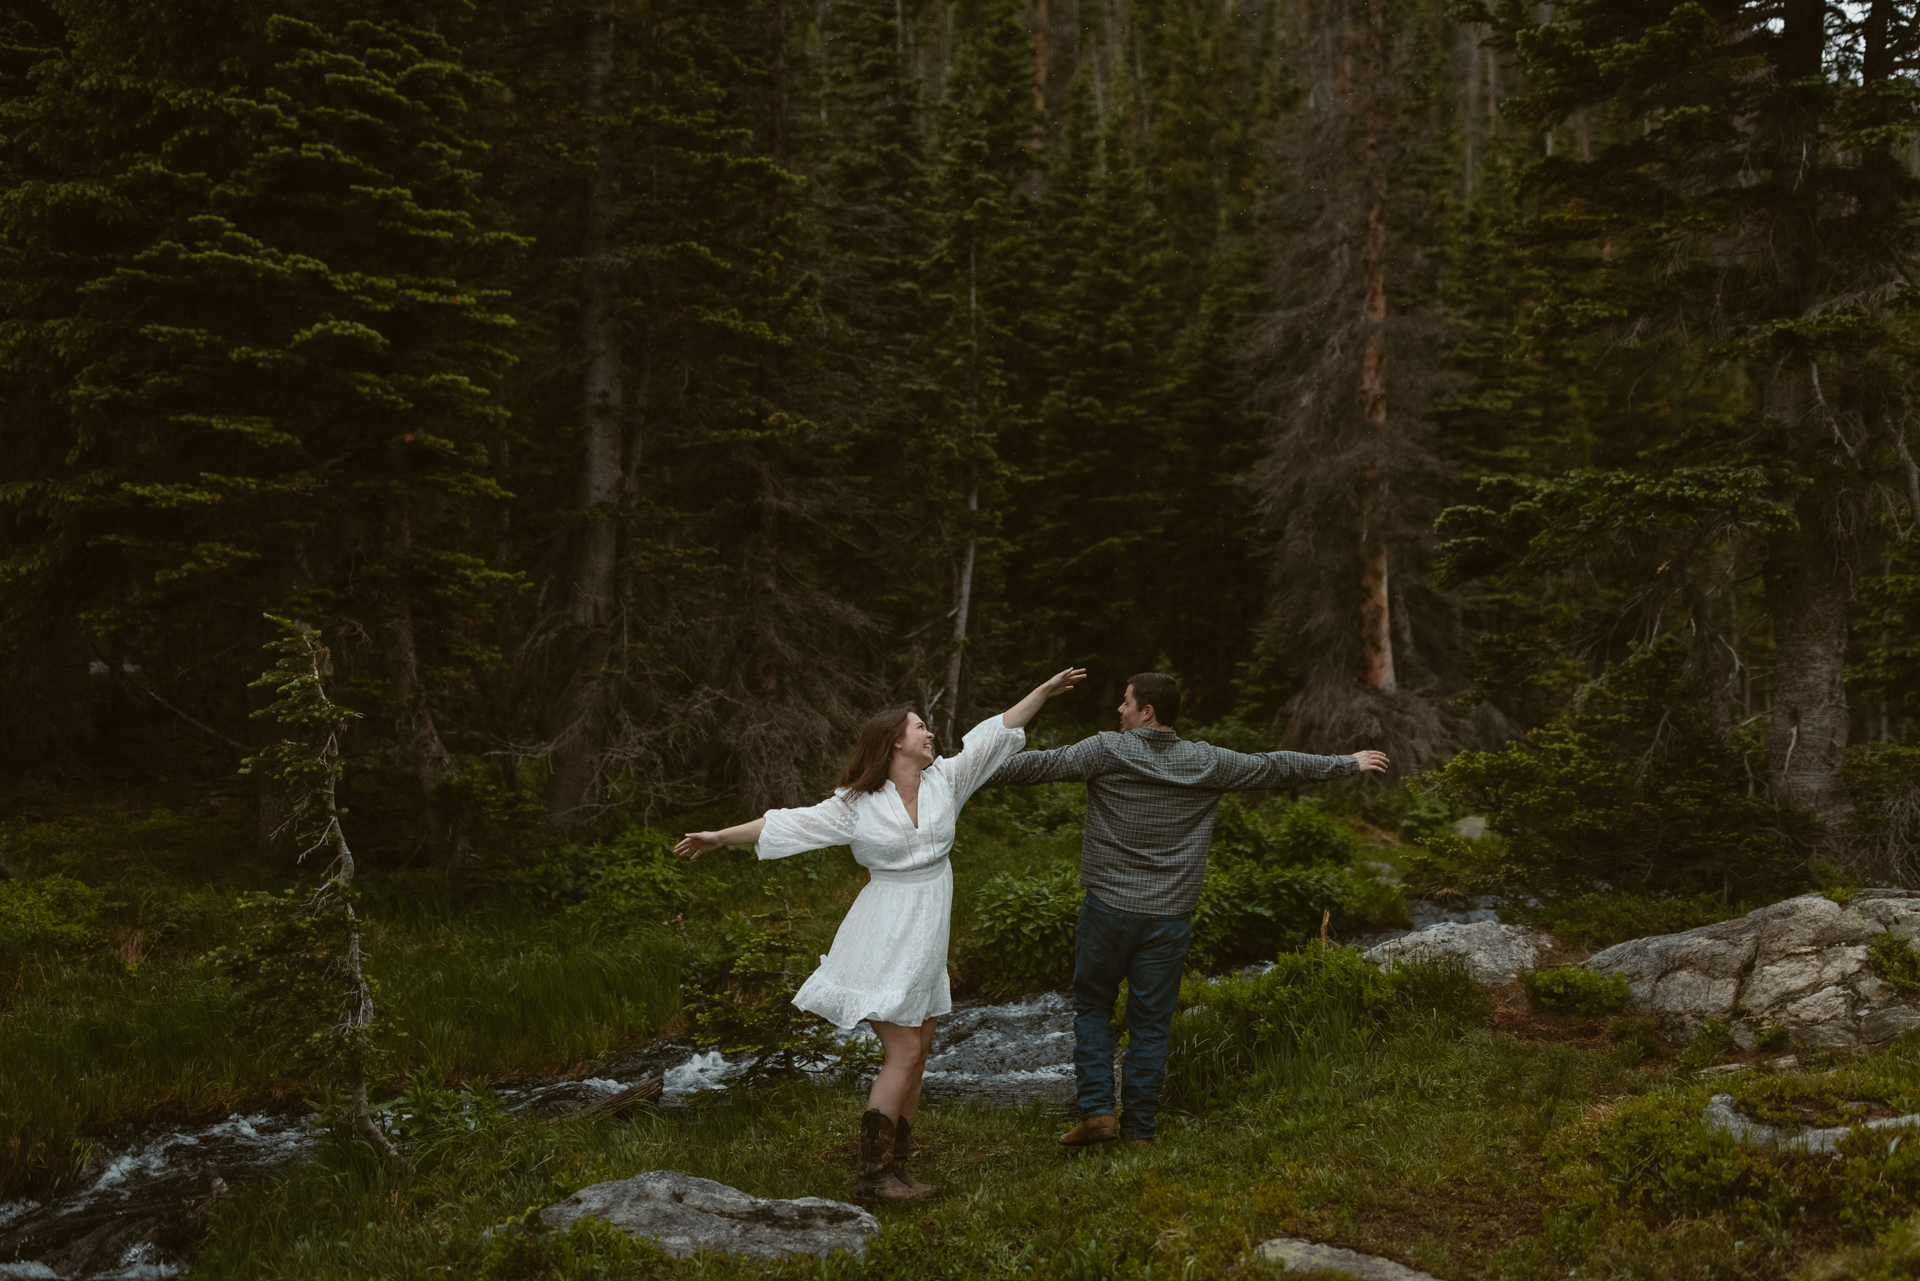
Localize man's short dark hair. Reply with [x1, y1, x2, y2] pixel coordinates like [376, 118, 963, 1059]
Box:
[1126, 672, 1181, 726]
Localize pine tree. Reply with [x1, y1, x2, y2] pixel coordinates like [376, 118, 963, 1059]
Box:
[1, 4, 521, 861]
[1449, 0, 1920, 819]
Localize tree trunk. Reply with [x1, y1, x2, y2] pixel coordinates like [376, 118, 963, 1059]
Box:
[1765, 507, 1850, 816]
[329, 805, 405, 1168]
[1356, 0, 1396, 694]
[546, 2, 624, 827]
[942, 484, 978, 753]
[385, 502, 466, 865]
[1760, 0, 1848, 818]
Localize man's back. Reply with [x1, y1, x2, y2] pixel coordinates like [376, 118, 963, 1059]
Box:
[982, 726, 1359, 915]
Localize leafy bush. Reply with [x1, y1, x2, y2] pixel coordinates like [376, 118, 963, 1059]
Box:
[1190, 860, 1365, 971]
[0, 874, 105, 968]
[682, 909, 853, 1085]
[972, 869, 1082, 991]
[1871, 932, 1920, 992]
[1678, 1018, 1738, 1068]
[964, 782, 1086, 840]
[565, 832, 691, 932]
[1211, 795, 1357, 869]
[460, 825, 689, 918]
[1427, 637, 1814, 900]
[1525, 967, 1631, 1014]
[1401, 832, 1508, 896]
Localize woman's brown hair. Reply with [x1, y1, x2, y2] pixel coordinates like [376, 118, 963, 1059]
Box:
[833, 708, 914, 795]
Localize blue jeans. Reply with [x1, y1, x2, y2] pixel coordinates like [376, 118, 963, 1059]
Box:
[1073, 890, 1193, 1139]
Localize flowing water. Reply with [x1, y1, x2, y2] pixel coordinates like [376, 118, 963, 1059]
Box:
[1, 899, 1490, 1279]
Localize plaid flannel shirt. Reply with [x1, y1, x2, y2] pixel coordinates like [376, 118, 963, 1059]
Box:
[980, 727, 1360, 916]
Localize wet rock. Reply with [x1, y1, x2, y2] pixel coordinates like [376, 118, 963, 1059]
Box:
[1701, 1094, 1920, 1155]
[539, 1170, 879, 1261]
[1581, 890, 1920, 1047]
[1254, 1237, 1444, 1279]
[1362, 921, 1552, 986]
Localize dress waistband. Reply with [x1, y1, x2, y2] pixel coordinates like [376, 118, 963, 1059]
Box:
[864, 859, 952, 885]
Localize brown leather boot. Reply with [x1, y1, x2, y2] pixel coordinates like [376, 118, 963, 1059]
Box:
[856, 1110, 918, 1202]
[890, 1116, 936, 1196]
[1058, 1114, 1119, 1147]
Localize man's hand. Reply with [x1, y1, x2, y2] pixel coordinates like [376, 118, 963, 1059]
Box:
[672, 832, 723, 859]
[1354, 749, 1390, 774]
[1042, 667, 1088, 698]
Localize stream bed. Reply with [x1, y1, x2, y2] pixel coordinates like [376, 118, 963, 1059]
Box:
[1, 898, 1485, 1279]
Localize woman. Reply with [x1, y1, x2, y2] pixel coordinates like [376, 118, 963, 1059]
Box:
[673, 667, 1086, 1201]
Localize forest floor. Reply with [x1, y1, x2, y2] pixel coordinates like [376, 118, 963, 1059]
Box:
[9, 773, 1920, 1280]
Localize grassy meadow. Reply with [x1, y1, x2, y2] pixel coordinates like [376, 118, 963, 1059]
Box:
[11, 766, 1920, 1279]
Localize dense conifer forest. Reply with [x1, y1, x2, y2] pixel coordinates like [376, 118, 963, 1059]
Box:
[0, 0, 1915, 883]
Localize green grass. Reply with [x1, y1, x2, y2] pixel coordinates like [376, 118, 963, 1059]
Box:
[181, 998, 1632, 1281]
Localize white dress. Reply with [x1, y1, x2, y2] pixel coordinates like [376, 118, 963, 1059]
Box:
[755, 715, 1027, 1029]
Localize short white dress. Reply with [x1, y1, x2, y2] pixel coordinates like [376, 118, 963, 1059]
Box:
[756, 715, 1026, 1029]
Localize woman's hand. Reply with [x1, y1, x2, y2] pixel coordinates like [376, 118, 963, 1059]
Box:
[1042, 667, 1088, 699]
[1003, 666, 1088, 729]
[672, 831, 724, 859]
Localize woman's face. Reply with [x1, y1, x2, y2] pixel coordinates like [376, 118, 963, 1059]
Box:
[893, 712, 936, 771]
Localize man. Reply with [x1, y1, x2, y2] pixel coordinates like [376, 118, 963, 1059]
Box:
[981, 671, 1390, 1146]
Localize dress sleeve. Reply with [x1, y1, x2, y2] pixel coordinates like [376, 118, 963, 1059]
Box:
[934, 715, 1028, 807]
[755, 792, 862, 861]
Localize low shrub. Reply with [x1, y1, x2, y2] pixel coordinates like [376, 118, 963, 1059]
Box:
[0, 873, 106, 970]
[1871, 932, 1920, 992]
[1401, 832, 1508, 896]
[1424, 636, 1816, 901]
[972, 868, 1082, 991]
[1189, 860, 1369, 971]
[1163, 947, 1484, 1113]
[682, 909, 855, 1085]
[1679, 1018, 1739, 1068]
[1545, 1087, 1787, 1221]
[564, 832, 691, 933]
[1211, 796, 1358, 870]
[1524, 892, 1749, 951]
[1525, 967, 1631, 1014]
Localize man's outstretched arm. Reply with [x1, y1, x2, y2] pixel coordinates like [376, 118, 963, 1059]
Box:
[980, 735, 1107, 788]
[1210, 746, 1390, 791]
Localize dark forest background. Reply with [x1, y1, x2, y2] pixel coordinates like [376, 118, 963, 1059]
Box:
[2, 0, 1918, 892]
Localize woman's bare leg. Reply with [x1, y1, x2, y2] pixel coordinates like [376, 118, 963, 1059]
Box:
[866, 1018, 935, 1120]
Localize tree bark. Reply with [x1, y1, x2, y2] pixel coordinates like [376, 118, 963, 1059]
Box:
[1357, 0, 1396, 694]
[546, 2, 624, 827]
[385, 501, 466, 865]
[328, 798, 404, 1168]
[1765, 505, 1850, 815]
[943, 483, 978, 752]
[1759, 0, 1849, 818]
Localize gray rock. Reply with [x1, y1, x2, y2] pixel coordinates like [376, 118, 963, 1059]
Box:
[1363, 921, 1551, 986]
[1582, 891, 1920, 1047]
[1450, 816, 1488, 841]
[538, 1170, 879, 1261]
[1701, 1094, 1920, 1155]
[1255, 1237, 1444, 1280]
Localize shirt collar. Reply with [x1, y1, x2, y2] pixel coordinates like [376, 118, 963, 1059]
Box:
[1130, 726, 1180, 741]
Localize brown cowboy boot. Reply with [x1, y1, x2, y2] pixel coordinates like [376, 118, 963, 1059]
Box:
[856, 1110, 918, 1202]
[890, 1116, 936, 1196]
[1058, 1114, 1119, 1147]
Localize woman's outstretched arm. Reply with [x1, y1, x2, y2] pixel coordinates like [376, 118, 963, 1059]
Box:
[1001, 667, 1088, 729]
[673, 817, 767, 859]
